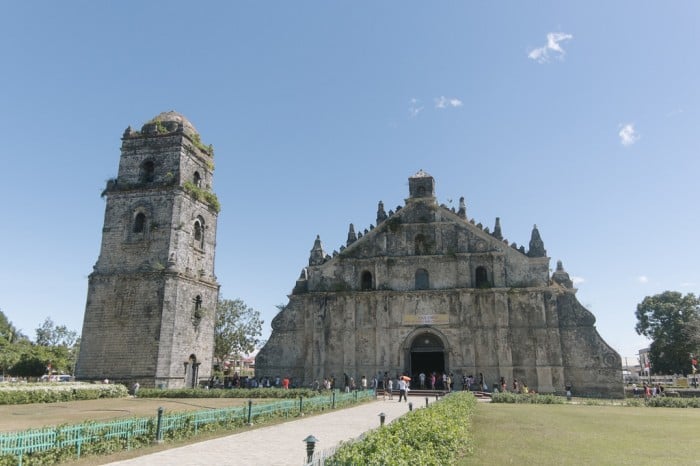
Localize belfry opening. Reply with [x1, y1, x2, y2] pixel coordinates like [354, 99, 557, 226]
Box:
[409, 332, 445, 378]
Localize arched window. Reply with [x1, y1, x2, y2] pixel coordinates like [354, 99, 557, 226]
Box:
[133, 212, 146, 233]
[193, 216, 205, 249]
[415, 269, 429, 290]
[193, 171, 201, 187]
[140, 161, 155, 183]
[475, 266, 489, 288]
[415, 234, 427, 255]
[361, 271, 373, 291]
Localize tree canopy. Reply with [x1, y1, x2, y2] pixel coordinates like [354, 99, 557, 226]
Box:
[635, 291, 700, 374]
[214, 298, 263, 368]
[0, 310, 80, 378]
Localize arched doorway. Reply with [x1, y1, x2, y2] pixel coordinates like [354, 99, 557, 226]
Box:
[409, 332, 445, 388]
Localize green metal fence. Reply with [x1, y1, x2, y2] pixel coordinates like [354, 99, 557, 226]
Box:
[0, 389, 375, 465]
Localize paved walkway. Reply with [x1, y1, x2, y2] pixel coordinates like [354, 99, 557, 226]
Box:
[108, 395, 436, 466]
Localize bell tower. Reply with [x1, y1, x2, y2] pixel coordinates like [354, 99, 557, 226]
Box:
[76, 111, 220, 388]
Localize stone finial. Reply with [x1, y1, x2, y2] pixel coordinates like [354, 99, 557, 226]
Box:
[552, 260, 574, 288]
[493, 217, 503, 240]
[346, 223, 357, 246]
[527, 224, 547, 258]
[309, 235, 326, 266]
[123, 126, 134, 138]
[377, 201, 388, 224]
[388, 209, 394, 216]
[457, 197, 467, 219]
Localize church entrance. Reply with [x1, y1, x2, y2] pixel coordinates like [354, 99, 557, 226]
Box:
[409, 333, 445, 388]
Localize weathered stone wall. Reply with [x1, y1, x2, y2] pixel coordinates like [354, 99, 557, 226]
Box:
[77, 112, 219, 388]
[257, 171, 623, 397]
[257, 287, 621, 396]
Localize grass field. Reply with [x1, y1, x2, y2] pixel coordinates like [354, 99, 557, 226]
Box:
[0, 397, 255, 432]
[462, 402, 700, 465]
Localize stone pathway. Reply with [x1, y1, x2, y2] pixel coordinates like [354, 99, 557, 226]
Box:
[107, 395, 436, 466]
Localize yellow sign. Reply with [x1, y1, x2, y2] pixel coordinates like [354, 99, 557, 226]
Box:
[403, 314, 449, 325]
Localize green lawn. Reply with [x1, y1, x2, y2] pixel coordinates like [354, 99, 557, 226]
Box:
[461, 402, 700, 465]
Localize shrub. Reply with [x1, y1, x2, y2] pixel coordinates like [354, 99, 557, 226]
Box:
[0, 383, 128, 405]
[135, 387, 319, 399]
[327, 391, 476, 465]
[490, 392, 564, 404]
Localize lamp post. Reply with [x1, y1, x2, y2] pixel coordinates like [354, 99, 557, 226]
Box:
[378, 412, 386, 426]
[303, 435, 319, 463]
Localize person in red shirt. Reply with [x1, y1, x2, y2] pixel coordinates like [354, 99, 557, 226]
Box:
[282, 377, 290, 389]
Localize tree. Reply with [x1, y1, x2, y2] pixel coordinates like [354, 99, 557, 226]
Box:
[635, 291, 700, 374]
[0, 309, 25, 344]
[214, 298, 263, 368]
[34, 317, 80, 374]
[35, 317, 78, 347]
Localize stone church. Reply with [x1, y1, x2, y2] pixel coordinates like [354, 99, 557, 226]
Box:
[75, 112, 220, 388]
[256, 170, 623, 397]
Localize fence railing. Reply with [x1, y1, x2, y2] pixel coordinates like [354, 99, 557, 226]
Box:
[0, 389, 375, 465]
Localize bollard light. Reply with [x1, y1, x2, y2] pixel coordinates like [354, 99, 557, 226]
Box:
[408, 402, 413, 411]
[425, 396, 429, 407]
[303, 435, 319, 462]
[378, 412, 386, 426]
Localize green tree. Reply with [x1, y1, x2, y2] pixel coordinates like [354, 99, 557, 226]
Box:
[635, 291, 700, 374]
[35, 317, 78, 347]
[214, 298, 263, 368]
[34, 317, 80, 374]
[0, 309, 28, 377]
[0, 308, 26, 343]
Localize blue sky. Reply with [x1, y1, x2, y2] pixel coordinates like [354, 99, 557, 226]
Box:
[1, 2, 698, 364]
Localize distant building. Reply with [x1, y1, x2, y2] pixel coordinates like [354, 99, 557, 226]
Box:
[76, 112, 220, 388]
[256, 171, 623, 397]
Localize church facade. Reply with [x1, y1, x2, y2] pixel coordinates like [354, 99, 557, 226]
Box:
[256, 171, 623, 397]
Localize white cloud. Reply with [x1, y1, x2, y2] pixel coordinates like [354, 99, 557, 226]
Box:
[680, 282, 696, 288]
[619, 123, 640, 146]
[435, 96, 463, 109]
[409, 98, 424, 118]
[572, 276, 585, 286]
[637, 275, 649, 284]
[528, 32, 573, 63]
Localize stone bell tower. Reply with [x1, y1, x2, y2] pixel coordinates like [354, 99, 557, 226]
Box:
[76, 111, 220, 388]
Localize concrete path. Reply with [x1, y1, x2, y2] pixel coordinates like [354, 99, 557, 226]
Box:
[108, 395, 436, 466]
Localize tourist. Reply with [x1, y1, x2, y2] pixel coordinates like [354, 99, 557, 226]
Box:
[386, 378, 394, 400]
[397, 377, 407, 402]
[282, 377, 290, 389]
[430, 372, 436, 390]
[513, 379, 519, 393]
[361, 375, 367, 390]
[419, 371, 426, 389]
[500, 377, 506, 392]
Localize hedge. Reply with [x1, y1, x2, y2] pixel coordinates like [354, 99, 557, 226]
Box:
[0, 383, 128, 405]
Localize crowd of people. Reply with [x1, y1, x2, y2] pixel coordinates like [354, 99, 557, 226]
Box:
[210, 370, 547, 396]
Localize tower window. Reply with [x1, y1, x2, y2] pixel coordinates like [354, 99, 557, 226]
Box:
[361, 271, 373, 291]
[193, 171, 201, 187]
[193, 217, 205, 249]
[140, 161, 155, 183]
[415, 269, 429, 290]
[475, 266, 490, 288]
[133, 213, 146, 233]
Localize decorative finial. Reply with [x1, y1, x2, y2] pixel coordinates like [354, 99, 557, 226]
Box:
[552, 260, 573, 288]
[457, 197, 467, 219]
[527, 224, 547, 258]
[493, 217, 503, 240]
[346, 224, 357, 246]
[377, 201, 388, 224]
[309, 235, 326, 266]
